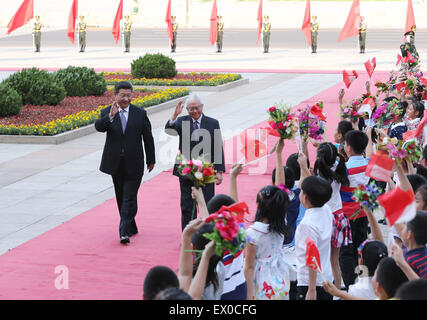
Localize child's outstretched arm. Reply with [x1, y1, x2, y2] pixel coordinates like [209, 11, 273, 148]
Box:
[229, 162, 243, 202]
[365, 207, 384, 243]
[244, 243, 257, 300]
[191, 187, 209, 219]
[188, 241, 216, 299]
[391, 243, 420, 281]
[275, 138, 285, 186]
[322, 281, 368, 300]
[178, 219, 205, 292]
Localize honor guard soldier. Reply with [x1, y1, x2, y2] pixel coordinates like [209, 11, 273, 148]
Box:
[216, 15, 224, 53]
[171, 16, 178, 53]
[77, 15, 87, 52]
[359, 16, 367, 54]
[32, 15, 42, 52]
[411, 25, 416, 44]
[262, 15, 271, 53]
[400, 31, 418, 59]
[311, 15, 319, 53]
[122, 15, 132, 53]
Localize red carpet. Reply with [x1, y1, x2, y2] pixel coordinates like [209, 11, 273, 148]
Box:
[0, 71, 390, 299]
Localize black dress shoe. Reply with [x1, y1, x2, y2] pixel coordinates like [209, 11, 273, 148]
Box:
[120, 235, 130, 244]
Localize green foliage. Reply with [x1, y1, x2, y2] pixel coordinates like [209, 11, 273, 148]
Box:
[0, 83, 22, 117]
[4, 67, 66, 106]
[55, 66, 107, 97]
[131, 53, 177, 79]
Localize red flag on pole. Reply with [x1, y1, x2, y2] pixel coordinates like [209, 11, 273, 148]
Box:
[378, 187, 416, 227]
[338, 0, 361, 42]
[112, 0, 123, 44]
[256, 0, 263, 44]
[7, 0, 34, 34]
[301, 0, 312, 47]
[405, 0, 415, 34]
[343, 70, 358, 88]
[364, 57, 376, 78]
[209, 0, 218, 45]
[165, 0, 173, 45]
[67, 0, 78, 43]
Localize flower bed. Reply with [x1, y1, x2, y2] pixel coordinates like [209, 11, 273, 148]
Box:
[0, 88, 188, 136]
[102, 71, 242, 86]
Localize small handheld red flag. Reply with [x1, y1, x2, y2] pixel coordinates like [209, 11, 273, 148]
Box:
[364, 57, 376, 78]
[218, 202, 250, 223]
[112, 0, 123, 44]
[310, 103, 326, 121]
[378, 187, 416, 226]
[7, 0, 34, 34]
[306, 237, 322, 272]
[365, 153, 394, 182]
[343, 70, 358, 88]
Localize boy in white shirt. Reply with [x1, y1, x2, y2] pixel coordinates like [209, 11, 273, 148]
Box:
[295, 175, 334, 300]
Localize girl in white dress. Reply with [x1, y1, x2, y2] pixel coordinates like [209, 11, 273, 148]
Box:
[244, 185, 292, 300]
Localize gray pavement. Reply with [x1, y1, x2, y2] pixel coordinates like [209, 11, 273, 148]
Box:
[0, 72, 345, 254]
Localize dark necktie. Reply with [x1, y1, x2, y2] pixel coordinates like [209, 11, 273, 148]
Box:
[193, 120, 199, 140]
[120, 109, 127, 133]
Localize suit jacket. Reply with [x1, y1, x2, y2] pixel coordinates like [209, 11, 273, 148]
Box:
[95, 104, 155, 179]
[165, 114, 225, 177]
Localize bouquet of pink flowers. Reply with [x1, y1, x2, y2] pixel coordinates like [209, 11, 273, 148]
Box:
[339, 99, 361, 123]
[371, 99, 403, 128]
[379, 137, 422, 166]
[204, 208, 247, 256]
[267, 103, 298, 140]
[296, 102, 326, 141]
[177, 153, 217, 219]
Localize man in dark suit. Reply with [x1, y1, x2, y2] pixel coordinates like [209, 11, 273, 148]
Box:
[165, 94, 225, 230]
[95, 81, 155, 245]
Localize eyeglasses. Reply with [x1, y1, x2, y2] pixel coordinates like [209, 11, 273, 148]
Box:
[187, 106, 202, 112]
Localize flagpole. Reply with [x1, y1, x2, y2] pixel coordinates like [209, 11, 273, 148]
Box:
[313, 257, 327, 283]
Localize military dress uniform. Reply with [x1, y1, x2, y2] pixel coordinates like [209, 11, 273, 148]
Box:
[171, 19, 178, 52]
[359, 21, 367, 53]
[262, 19, 271, 53]
[400, 31, 418, 58]
[311, 20, 319, 53]
[122, 19, 132, 52]
[217, 20, 224, 53]
[32, 19, 42, 52]
[77, 19, 87, 52]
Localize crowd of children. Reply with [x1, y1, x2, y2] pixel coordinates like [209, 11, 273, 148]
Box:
[142, 47, 427, 300]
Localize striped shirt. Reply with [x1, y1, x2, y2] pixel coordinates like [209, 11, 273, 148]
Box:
[340, 155, 370, 220]
[220, 246, 247, 300]
[405, 246, 427, 279]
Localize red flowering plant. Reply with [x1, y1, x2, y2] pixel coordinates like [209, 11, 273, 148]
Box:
[267, 102, 298, 140]
[204, 207, 247, 256]
[296, 101, 326, 142]
[176, 152, 217, 219]
[371, 98, 403, 128]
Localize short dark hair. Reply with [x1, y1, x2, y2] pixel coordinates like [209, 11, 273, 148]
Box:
[143, 266, 179, 300]
[407, 210, 427, 246]
[154, 287, 193, 300]
[207, 194, 235, 214]
[407, 174, 427, 193]
[337, 120, 353, 137]
[376, 257, 408, 298]
[114, 81, 134, 94]
[300, 176, 332, 208]
[344, 130, 369, 155]
[396, 279, 427, 300]
[272, 166, 295, 190]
